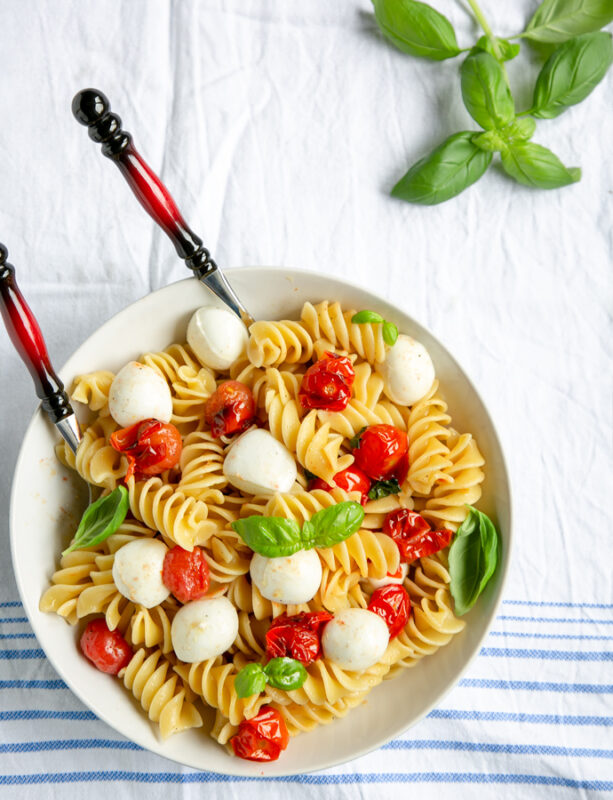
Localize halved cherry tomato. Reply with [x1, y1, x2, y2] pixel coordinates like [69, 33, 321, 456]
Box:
[204, 380, 256, 438]
[162, 545, 210, 604]
[265, 611, 333, 664]
[110, 418, 182, 481]
[368, 584, 411, 638]
[352, 424, 409, 483]
[383, 509, 453, 563]
[299, 352, 355, 412]
[230, 707, 290, 762]
[309, 465, 372, 506]
[80, 618, 133, 675]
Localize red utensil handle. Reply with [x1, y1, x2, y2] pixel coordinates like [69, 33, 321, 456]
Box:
[72, 89, 217, 280]
[0, 244, 73, 423]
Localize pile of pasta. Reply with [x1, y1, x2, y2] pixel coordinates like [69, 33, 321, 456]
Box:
[40, 300, 485, 748]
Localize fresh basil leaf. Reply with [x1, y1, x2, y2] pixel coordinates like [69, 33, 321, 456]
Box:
[449, 506, 499, 616]
[531, 32, 613, 118]
[351, 310, 384, 324]
[501, 141, 581, 188]
[461, 52, 515, 130]
[263, 657, 308, 691]
[304, 501, 365, 549]
[367, 478, 401, 500]
[303, 468, 318, 482]
[500, 117, 537, 142]
[372, 0, 461, 60]
[382, 321, 399, 346]
[392, 132, 492, 205]
[523, 0, 613, 44]
[62, 486, 129, 555]
[349, 426, 368, 450]
[472, 130, 507, 152]
[231, 516, 303, 557]
[235, 663, 267, 698]
[471, 35, 520, 62]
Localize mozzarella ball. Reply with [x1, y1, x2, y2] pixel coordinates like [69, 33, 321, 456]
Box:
[112, 539, 170, 609]
[108, 361, 173, 427]
[187, 306, 248, 371]
[223, 428, 297, 495]
[364, 562, 408, 592]
[322, 608, 389, 671]
[250, 549, 322, 605]
[376, 334, 435, 406]
[170, 596, 239, 663]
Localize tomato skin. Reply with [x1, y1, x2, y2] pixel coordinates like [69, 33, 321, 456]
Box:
[204, 381, 256, 438]
[80, 618, 133, 675]
[299, 352, 355, 412]
[110, 419, 182, 481]
[368, 584, 411, 638]
[352, 424, 409, 482]
[230, 707, 290, 762]
[162, 546, 210, 604]
[383, 509, 453, 562]
[309, 465, 372, 506]
[265, 611, 333, 664]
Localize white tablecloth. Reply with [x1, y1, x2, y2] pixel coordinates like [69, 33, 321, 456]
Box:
[0, 0, 611, 797]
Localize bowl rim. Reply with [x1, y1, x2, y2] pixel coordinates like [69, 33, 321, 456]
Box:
[9, 265, 513, 777]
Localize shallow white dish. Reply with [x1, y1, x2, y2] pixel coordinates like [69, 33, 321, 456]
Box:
[10, 267, 512, 776]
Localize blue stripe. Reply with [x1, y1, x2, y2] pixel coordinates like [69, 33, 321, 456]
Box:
[0, 617, 30, 623]
[382, 740, 613, 758]
[497, 615, 613, 624]
[428, 710, 612, 725]
[0, 649, 46, 660]
[0, 772, 610, 789]
[0, 602, 22, 608]
[504, 600, 613, 609]
[0, 633, 36, 640]
[0, 739, 141, 754]
[480, 647, 612, 661]
[459, 678, 613, 693]
[489, 631, 613, 641]
[0, 710, 97, 721]
[0, 680, 67, 690]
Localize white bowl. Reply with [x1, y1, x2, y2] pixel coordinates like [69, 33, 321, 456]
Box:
[10, 268, 512, 776]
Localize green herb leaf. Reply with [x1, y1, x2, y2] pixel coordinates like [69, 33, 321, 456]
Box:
[351, 310, 385, 324]
[367, 478, 401, 500]
[303, 468, 318, 482]
[531, 32, 613, 119]
[449, 507, 499, 616]
[372, 0, 461, 60]
[349, 426, 368, 450]
[382, 321, 399, 346]
[62, 486, 129, 556]
[303, 501, 365, 549]
[231, 516, 303, 558]
[523, 0, 613, 44]
[499, 117, 537, 142]
[392, 132, 493, 205]
[471, 35, 520, 62]
[501, 141, 581, 188]
[235, 663, 268, 698]
[461, 52, 515, 130]
[472, 130, 507, 153]
[263, 657, 308, 691]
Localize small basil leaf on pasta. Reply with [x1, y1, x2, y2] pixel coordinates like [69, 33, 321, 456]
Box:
[235, 663, 267, 698]
[351, 310, 384, 324]
[62, 486, 129, 556]
[449, 506, 499, 616]
[231, 516, 303, 558]
[367, 478, 401, 500]
[263, 657, 307, 691]
[349, 426, 368, 450]
[306, 501, 365, 548]
[382, 321, 399, 346]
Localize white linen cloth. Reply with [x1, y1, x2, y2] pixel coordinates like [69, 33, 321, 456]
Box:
[0, 0, 611, 797]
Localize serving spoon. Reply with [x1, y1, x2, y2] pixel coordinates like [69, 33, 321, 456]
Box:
[71, 89, 255, 326]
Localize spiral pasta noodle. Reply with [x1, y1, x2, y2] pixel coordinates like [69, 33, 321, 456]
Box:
[71, 370, 115, 415]
[300, 301, 387, 364]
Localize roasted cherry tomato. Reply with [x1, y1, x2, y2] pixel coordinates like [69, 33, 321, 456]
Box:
[162, 545, 210, 604]
[230, 707, 290, 762]
[110, 418, 182, 481]
[203, 380, 256, 438]
[383, 509, 453, 563]
[352, 424, 409, 483]
[309, 465, 372, 506]
[299, 352, 355, 412]
[80, 618, 133, 675]
[265, 611, 333, 664]
[368, 584, 411, 638]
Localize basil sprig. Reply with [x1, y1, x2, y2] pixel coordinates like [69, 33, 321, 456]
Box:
[367, 478, 401, 501]
[235, 657, 308, 699]
[448, 506, 499, 616]
[62, 486, 129, 556]
[232, 501, 365, 558]
[351, 310, 399, 346]
[371, 0, 613, 204]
